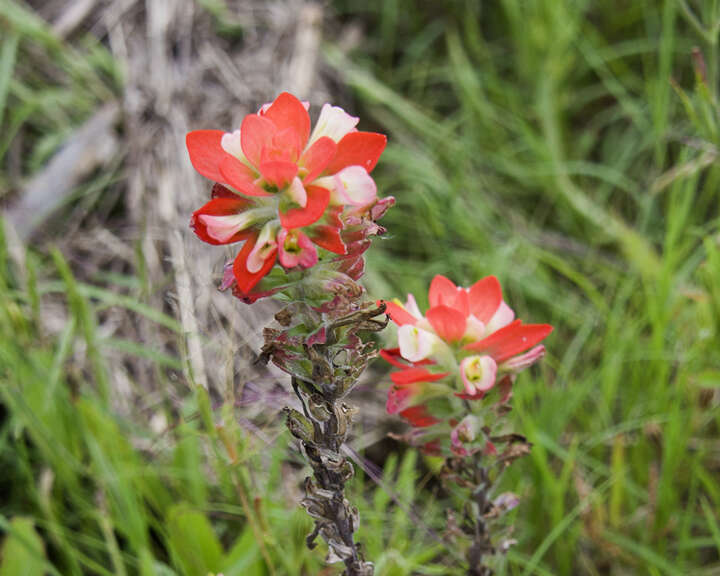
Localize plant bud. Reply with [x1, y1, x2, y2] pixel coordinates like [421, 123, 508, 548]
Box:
[284, 408, 315, 444]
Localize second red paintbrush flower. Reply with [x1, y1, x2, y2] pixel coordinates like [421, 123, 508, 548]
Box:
[380, 275, 553, 431]
[186, 93, 387, 296]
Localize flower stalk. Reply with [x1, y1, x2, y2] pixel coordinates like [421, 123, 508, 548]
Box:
[442, 433, 531, 575]
[185, 92, 392, 571]
[380, 275, 552, 574]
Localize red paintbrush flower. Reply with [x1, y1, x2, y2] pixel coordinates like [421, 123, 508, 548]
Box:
[186, 93, 387, 297]
[380, 275, 553, 428]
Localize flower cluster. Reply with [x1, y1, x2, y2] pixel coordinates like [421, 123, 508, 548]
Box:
[186, 92, 389, 301]
[381, 275, 552, 455]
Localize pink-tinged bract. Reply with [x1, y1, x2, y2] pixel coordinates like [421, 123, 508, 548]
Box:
[232, 233, 277, 294]
[380, 300, 418, 326]
[399, 405, 440, 428]
[426, 305, 467, 342]
[468, 276, 503, 323]
[278, 228, 318, 269]
[191, 196, 254, 245]
[463, 320, 553, 364]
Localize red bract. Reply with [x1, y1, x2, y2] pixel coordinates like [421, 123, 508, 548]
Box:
[398, 405, 440, 428]
[380, 275, 553, 429]
[186, 93, 388, 297]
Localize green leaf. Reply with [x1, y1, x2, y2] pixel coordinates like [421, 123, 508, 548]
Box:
[167, 505, 223, 575]
[221, 526, 264, 576]
[0, 32, 18, 133]
[691, 370, 720, 388]
[0, 517, 46, 576]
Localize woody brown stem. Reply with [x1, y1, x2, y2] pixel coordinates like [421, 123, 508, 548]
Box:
[291, 378, 373, 576]
[309, 408, 368, 575]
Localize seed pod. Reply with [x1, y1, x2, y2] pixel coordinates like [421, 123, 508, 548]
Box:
[338, 459, 354, 481]
[284, 408, 316, 444]
[308, 394, 331, 422]
[317, 447, 345, 471]
[333, 402, 356, 437]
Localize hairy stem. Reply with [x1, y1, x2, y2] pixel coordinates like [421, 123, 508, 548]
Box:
[466, 465, 493, 576]
[292, 379, 372, 575]
[269, 302, 386, 575]
[446, 437, 529, 575]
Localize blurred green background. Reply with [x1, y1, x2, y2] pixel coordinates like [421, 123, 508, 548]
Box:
[1, 0, 720, 574]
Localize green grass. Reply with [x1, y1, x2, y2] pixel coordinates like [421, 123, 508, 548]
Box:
[2, 0, 720, 574]
[0, 230, 449, 575]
